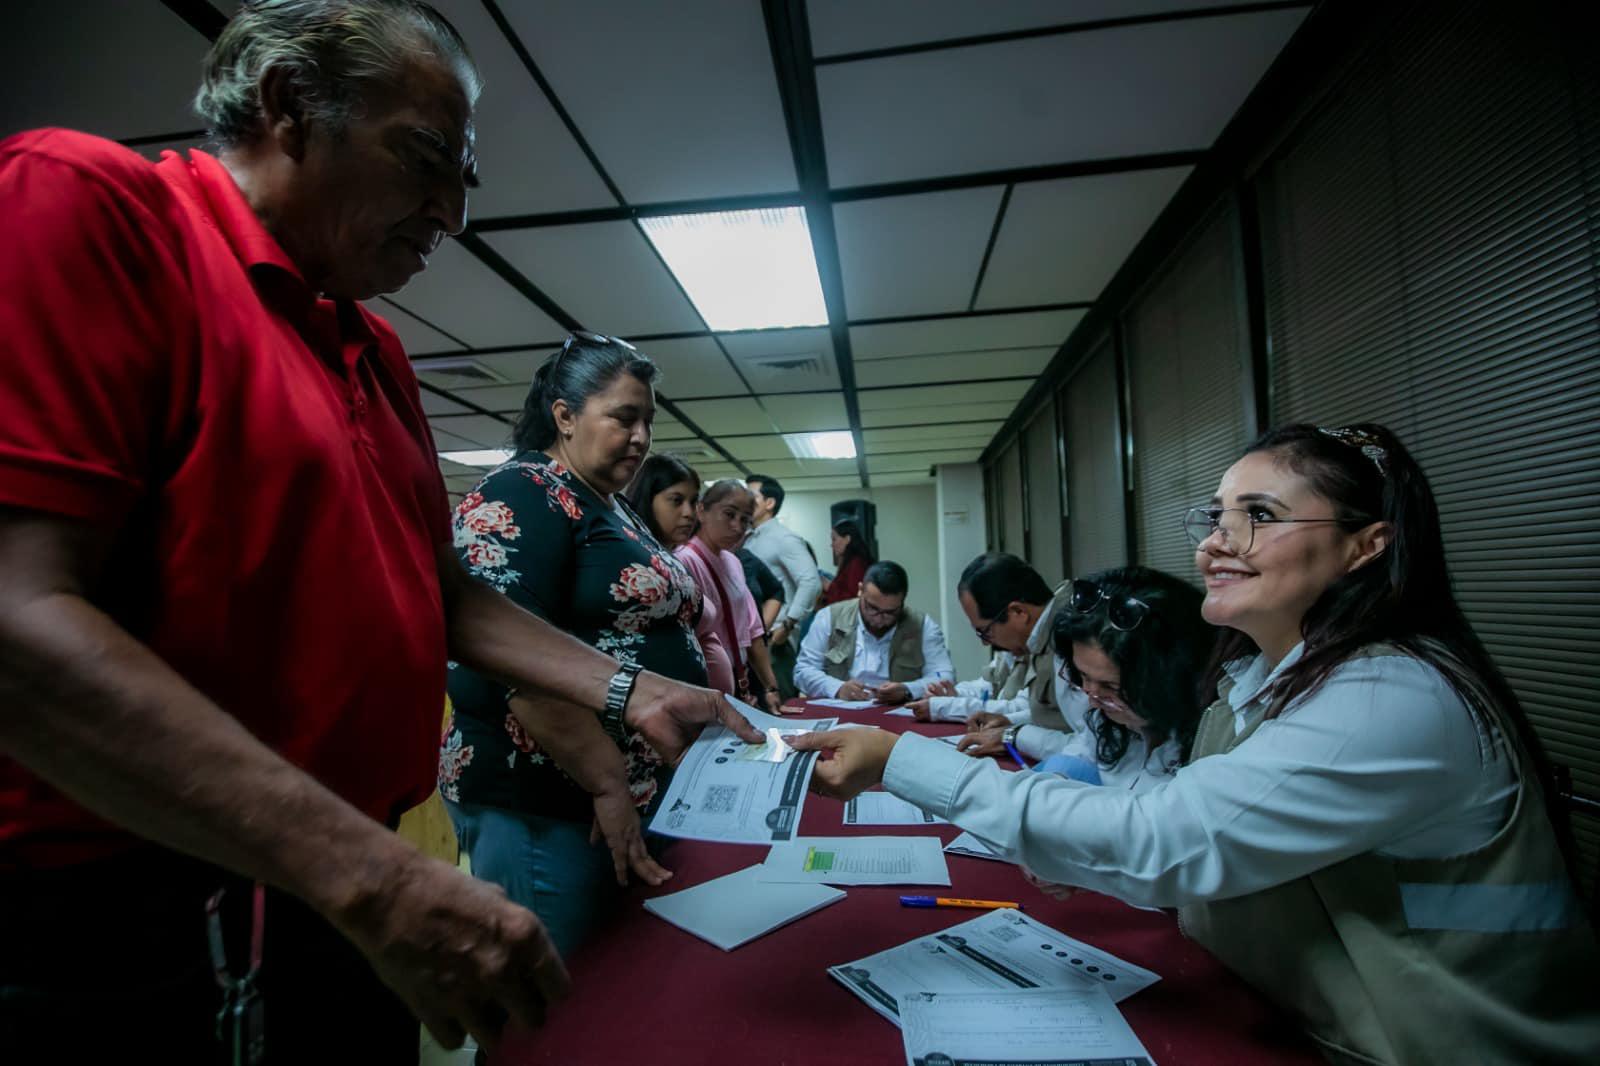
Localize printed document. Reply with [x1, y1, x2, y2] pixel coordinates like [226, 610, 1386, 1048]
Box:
[809, 698, 881, 710]
[757, 836, 952, 886]
[843, 791, 947, 826]
[898, 987, 1155, 1066]
[648, 697, 836, 844]
[829, 908, 1159, 1025]
[644, 865, 844, 951]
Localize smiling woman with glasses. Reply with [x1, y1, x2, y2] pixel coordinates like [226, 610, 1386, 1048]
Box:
[790, 421, 1596, 1062]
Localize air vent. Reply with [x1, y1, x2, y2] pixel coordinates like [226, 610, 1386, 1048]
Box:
[747, 352, 831, 381]
[412, 356, 510, 388]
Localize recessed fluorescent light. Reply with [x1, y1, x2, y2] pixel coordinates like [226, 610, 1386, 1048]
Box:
[783, 431, 857, 460]
[440, 449, 513, 467]
[639, 208, 828, 330]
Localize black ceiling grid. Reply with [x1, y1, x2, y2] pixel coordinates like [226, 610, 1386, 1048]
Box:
[762, 0, 872, 488]
[154, 0, 754, 479]
[811, 1, 1314, 66]
[474, 0, 769, 469]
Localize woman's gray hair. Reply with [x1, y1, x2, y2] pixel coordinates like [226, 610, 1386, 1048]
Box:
[195, 0, 482, 146]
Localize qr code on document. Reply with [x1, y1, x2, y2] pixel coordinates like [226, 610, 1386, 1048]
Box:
[702, 784, 740, 813]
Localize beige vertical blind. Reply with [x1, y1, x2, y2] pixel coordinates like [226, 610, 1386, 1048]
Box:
[1257, 0, 1600, 875]
[997, 441, 1025, 559]
[1024, 400, 1065, 586]
[1062, 335, 1128, 578]
[1124, 201, 1254, 584]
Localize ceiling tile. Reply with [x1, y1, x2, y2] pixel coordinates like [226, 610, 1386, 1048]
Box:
[763, 393, 850, 433]
[674, 398, 780, 436]
[497, 0, 797, 202]
[867, 449, 983, 473]
[976, 168, 1192, 308]
[726, 436, 801, 462]
[423, 0, 617, 216]
[429, 425, 489, 452]
[640, 337, 748, 399]
[857, 380, 1030, 411]
[849, 310, 1083, 359]
[429, 414, 515, 448]
[485, 221, 705, 336]
[855, 347, 1053, 388]
[834, 188, 1002, 319]
[444, 384, 530, 413]
[4, 0, 206, 140]
[818, 9, 1305, 186]
[388, 239, 565, 348]
[375, 299, 464, 355]
[860, 400, 1021, 429]
[864, 423, 1000, 450]
[717, 329, 840, 394]
[420, 389, 473, 417]
[808, 0, 1226, 58]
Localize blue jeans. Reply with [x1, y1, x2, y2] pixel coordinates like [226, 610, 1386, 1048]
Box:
[443, 800, 621, 958]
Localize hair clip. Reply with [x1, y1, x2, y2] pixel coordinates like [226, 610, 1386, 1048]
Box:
[1316, 426, 1386, 477]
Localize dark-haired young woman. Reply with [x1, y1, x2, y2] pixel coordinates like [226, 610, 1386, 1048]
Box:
[820, 519, 875, 607]
[793, 423, 1598, 1063]
[1008, 567, 1214, 790]
[440, 334, 712, 957]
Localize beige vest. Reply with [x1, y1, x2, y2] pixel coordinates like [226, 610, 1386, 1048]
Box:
[1022, 583, 1074, 732]
[822, 599, 927, 683]
[1180, 645, 1600, 1065]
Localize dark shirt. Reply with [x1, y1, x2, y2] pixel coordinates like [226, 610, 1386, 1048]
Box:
[440, 453, 708, 822]
[737, 547, 787, 628]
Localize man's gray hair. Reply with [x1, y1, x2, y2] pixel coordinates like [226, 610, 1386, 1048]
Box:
[195, 0, 482, 146]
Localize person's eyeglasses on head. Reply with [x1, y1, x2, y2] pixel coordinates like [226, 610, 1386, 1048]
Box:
[1067, 578, 1150, 632]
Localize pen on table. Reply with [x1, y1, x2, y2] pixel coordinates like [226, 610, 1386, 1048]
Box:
[900, 895, 1023, 911]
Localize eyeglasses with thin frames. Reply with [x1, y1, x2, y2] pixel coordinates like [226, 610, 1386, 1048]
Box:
[1181, 506, 1364, 555]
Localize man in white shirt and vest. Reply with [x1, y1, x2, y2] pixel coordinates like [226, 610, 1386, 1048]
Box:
[745, 474, 822, 699]
[794, 561, 955, 704]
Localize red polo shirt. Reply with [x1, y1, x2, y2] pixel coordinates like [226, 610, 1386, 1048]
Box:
[0, 130, 453, 867]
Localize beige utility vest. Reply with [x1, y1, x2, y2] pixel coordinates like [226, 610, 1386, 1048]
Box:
[822, 600, 926, 683]
[1022, 583, 1074, 732]
[1179, 645, 1600, 1065]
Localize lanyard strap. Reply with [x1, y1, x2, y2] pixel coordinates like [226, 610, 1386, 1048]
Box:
[686, 539, 750, 674]
[205, 881, 265, 991]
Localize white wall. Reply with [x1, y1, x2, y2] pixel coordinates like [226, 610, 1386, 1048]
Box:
[767, 482, 940, 640]
[935, 463, 990, 682]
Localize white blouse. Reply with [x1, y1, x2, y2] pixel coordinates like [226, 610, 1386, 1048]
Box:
[883, 643, 1519, 907]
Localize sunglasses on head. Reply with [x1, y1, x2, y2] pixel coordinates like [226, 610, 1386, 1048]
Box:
[549, 330, 637, 380]
[1068, 579, 1151, 632]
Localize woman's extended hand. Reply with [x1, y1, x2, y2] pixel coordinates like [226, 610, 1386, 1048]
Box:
[786, 728, 900, 800]
[589, 789, 672, 888]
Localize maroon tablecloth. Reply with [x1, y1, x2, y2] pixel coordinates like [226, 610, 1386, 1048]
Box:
[497, 703, 1320, 1065]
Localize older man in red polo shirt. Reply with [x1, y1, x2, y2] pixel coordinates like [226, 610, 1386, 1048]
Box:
[0, 2, 758, 1062]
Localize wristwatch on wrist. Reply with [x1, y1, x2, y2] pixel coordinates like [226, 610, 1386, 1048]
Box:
[600, 661, 644, 742]
[1001, 723, 1021, 748]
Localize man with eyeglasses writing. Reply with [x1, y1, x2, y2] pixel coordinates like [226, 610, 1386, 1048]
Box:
[793, 561, 954, 705]
[940, 553, 1090, 758]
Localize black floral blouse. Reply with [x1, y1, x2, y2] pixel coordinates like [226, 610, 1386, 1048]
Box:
[438, 453, 707, 823]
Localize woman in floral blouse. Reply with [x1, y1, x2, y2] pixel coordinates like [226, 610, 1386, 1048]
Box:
[440, 333, 709, 957]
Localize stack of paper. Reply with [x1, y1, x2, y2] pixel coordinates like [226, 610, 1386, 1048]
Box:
[757, 836, 952, 886]
[643, 865, 844, 951]
[898, 987, 1157, 1066]
[829, 908, 1160, 1025]
[809, 697, 880, 710]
